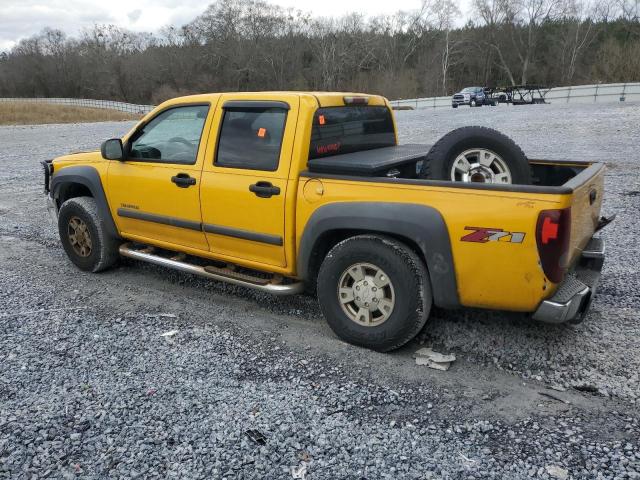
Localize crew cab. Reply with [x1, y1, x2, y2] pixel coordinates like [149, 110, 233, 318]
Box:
[452, 87, 496, 108]
[42, 92, 609, 351]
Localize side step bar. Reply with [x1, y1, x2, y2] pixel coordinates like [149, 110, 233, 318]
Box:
[119, 243, 304, 296]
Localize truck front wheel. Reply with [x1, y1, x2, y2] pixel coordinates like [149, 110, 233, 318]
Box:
[317, 235, 432, 352]
[58, 196, 120, 273]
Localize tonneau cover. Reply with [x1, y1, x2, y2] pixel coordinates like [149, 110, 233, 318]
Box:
[307, 144, 431, 176]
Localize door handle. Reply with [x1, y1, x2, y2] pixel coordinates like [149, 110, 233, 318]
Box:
[171, 173, 196, 188]
[249, 181, 280, 198]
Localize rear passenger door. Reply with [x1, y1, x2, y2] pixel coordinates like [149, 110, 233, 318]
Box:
[200, 94, 299, 268]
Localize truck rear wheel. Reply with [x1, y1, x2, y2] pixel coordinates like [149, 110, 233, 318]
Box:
[58, 196, 120, 273]
[317, 235, 431, 352]
[420, 126, 532, 185]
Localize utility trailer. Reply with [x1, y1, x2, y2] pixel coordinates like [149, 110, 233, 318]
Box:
[489, 85, 550, 105]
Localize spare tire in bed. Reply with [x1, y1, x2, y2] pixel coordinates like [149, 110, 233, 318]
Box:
[419, 126, 532, 185]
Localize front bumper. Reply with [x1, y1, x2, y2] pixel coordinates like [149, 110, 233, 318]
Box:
[41, 159, 58, 221]
[532, 237, 605, 324]
[46, 194, 58, 222]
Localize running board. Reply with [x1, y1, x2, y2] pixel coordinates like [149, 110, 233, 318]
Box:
[119, 243, 304, 296]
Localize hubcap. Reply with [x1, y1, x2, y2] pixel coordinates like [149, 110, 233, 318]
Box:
[67, 216, 92, 257]
[337, 263, 395, 327]
[450, 148, 512, 184]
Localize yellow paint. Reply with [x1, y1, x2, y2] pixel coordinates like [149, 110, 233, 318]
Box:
[50, 91, 603, 313]
[200, 93, 301, 267]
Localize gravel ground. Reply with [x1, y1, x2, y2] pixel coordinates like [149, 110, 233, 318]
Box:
[1, 103, 639, 479]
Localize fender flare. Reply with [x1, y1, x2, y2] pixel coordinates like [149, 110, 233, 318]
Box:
[297, 202, 459, 308]
[50, 165, 119, 239]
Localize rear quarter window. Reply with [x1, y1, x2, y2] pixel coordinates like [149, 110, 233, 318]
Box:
[309, 106, 395, 160]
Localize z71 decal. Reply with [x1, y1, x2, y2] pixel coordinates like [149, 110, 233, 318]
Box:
[461, 226, 525, 244]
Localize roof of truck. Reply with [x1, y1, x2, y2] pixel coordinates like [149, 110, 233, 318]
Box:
[162, 91, 389, 109]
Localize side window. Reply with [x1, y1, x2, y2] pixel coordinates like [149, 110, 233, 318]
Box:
[215, 107, 287, 171]
[129, 105, 209, 164]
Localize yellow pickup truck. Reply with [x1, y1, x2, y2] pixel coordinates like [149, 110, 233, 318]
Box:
[42, 92, 610, 351]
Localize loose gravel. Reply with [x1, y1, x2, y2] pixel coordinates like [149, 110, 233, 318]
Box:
[1, 104, 639, 478]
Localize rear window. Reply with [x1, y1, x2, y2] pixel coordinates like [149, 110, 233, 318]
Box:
[309, 106, 395, 160]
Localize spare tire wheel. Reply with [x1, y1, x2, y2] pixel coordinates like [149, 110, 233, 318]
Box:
[420, 126, 532, 185]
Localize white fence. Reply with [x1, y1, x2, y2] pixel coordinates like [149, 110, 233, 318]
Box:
[0, 97, 154, 114]
[390, 82, 640, 109]
[2, 83, 639, 112]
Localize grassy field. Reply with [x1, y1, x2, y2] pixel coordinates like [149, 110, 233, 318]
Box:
[0, 102, 140, 125]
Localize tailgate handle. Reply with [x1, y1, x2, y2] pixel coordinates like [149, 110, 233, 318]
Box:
[589, 189, 597, 205]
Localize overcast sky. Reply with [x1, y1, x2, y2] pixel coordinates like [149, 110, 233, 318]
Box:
[0, 0, 456, 52]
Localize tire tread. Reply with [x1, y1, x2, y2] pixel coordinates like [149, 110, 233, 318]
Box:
[420, 126, 531, 184]
[317, 235, 431, 352]
[58, 196, 120, 273]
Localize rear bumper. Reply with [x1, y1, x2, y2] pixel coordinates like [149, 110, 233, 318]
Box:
[532, 237, 605, 324]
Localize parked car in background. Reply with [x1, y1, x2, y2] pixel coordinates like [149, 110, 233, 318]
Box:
[452, 87, 497, 108]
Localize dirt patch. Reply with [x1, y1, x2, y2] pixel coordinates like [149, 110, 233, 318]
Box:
[0, 102, 140, 125]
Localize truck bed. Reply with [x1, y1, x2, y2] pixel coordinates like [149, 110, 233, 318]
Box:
[306, 143, 599, 192]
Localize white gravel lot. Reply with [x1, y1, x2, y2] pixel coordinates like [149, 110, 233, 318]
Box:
[0, 102, 639, 479]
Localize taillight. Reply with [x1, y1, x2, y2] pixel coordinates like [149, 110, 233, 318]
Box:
[536, 208, 571, 283]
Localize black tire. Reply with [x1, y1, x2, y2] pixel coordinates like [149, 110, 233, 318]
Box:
[420, 126, 532, 185]
[58, 196, 120, 272]
[452, 104, 458, 109]
[470, 99, 477, 107]
[317, 235, 432, 352]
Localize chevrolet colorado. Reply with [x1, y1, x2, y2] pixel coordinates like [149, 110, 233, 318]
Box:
[42, 92, 609, 351]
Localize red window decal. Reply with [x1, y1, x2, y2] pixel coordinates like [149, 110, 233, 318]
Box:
[316, 142, 341, 155]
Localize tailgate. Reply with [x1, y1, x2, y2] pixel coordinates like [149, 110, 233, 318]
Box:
[566, 163, 605, 267]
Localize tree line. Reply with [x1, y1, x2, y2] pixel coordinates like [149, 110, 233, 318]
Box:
[0, 0, 638, 104]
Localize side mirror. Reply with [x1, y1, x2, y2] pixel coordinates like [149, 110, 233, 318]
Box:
[101, 138, 124, 160]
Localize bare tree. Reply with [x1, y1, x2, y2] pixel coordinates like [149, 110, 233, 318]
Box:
[558, 0, 602, 83]
[0, 0, 637, 102]
[616, 0, 640, 19]
[473, 0, 518, 85]
[507, 0, 570, 84]
[429, 0, 462, 94]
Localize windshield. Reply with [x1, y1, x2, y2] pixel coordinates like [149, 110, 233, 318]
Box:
[461, 87, 481, 93]
[309, 106, 395, 159]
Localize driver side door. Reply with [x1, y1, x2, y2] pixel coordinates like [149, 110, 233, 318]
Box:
[107, 101, 217, 251]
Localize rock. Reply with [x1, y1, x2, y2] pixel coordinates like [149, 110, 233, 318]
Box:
[414, 347, 456, 370]
[545, 465, 569, 479]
